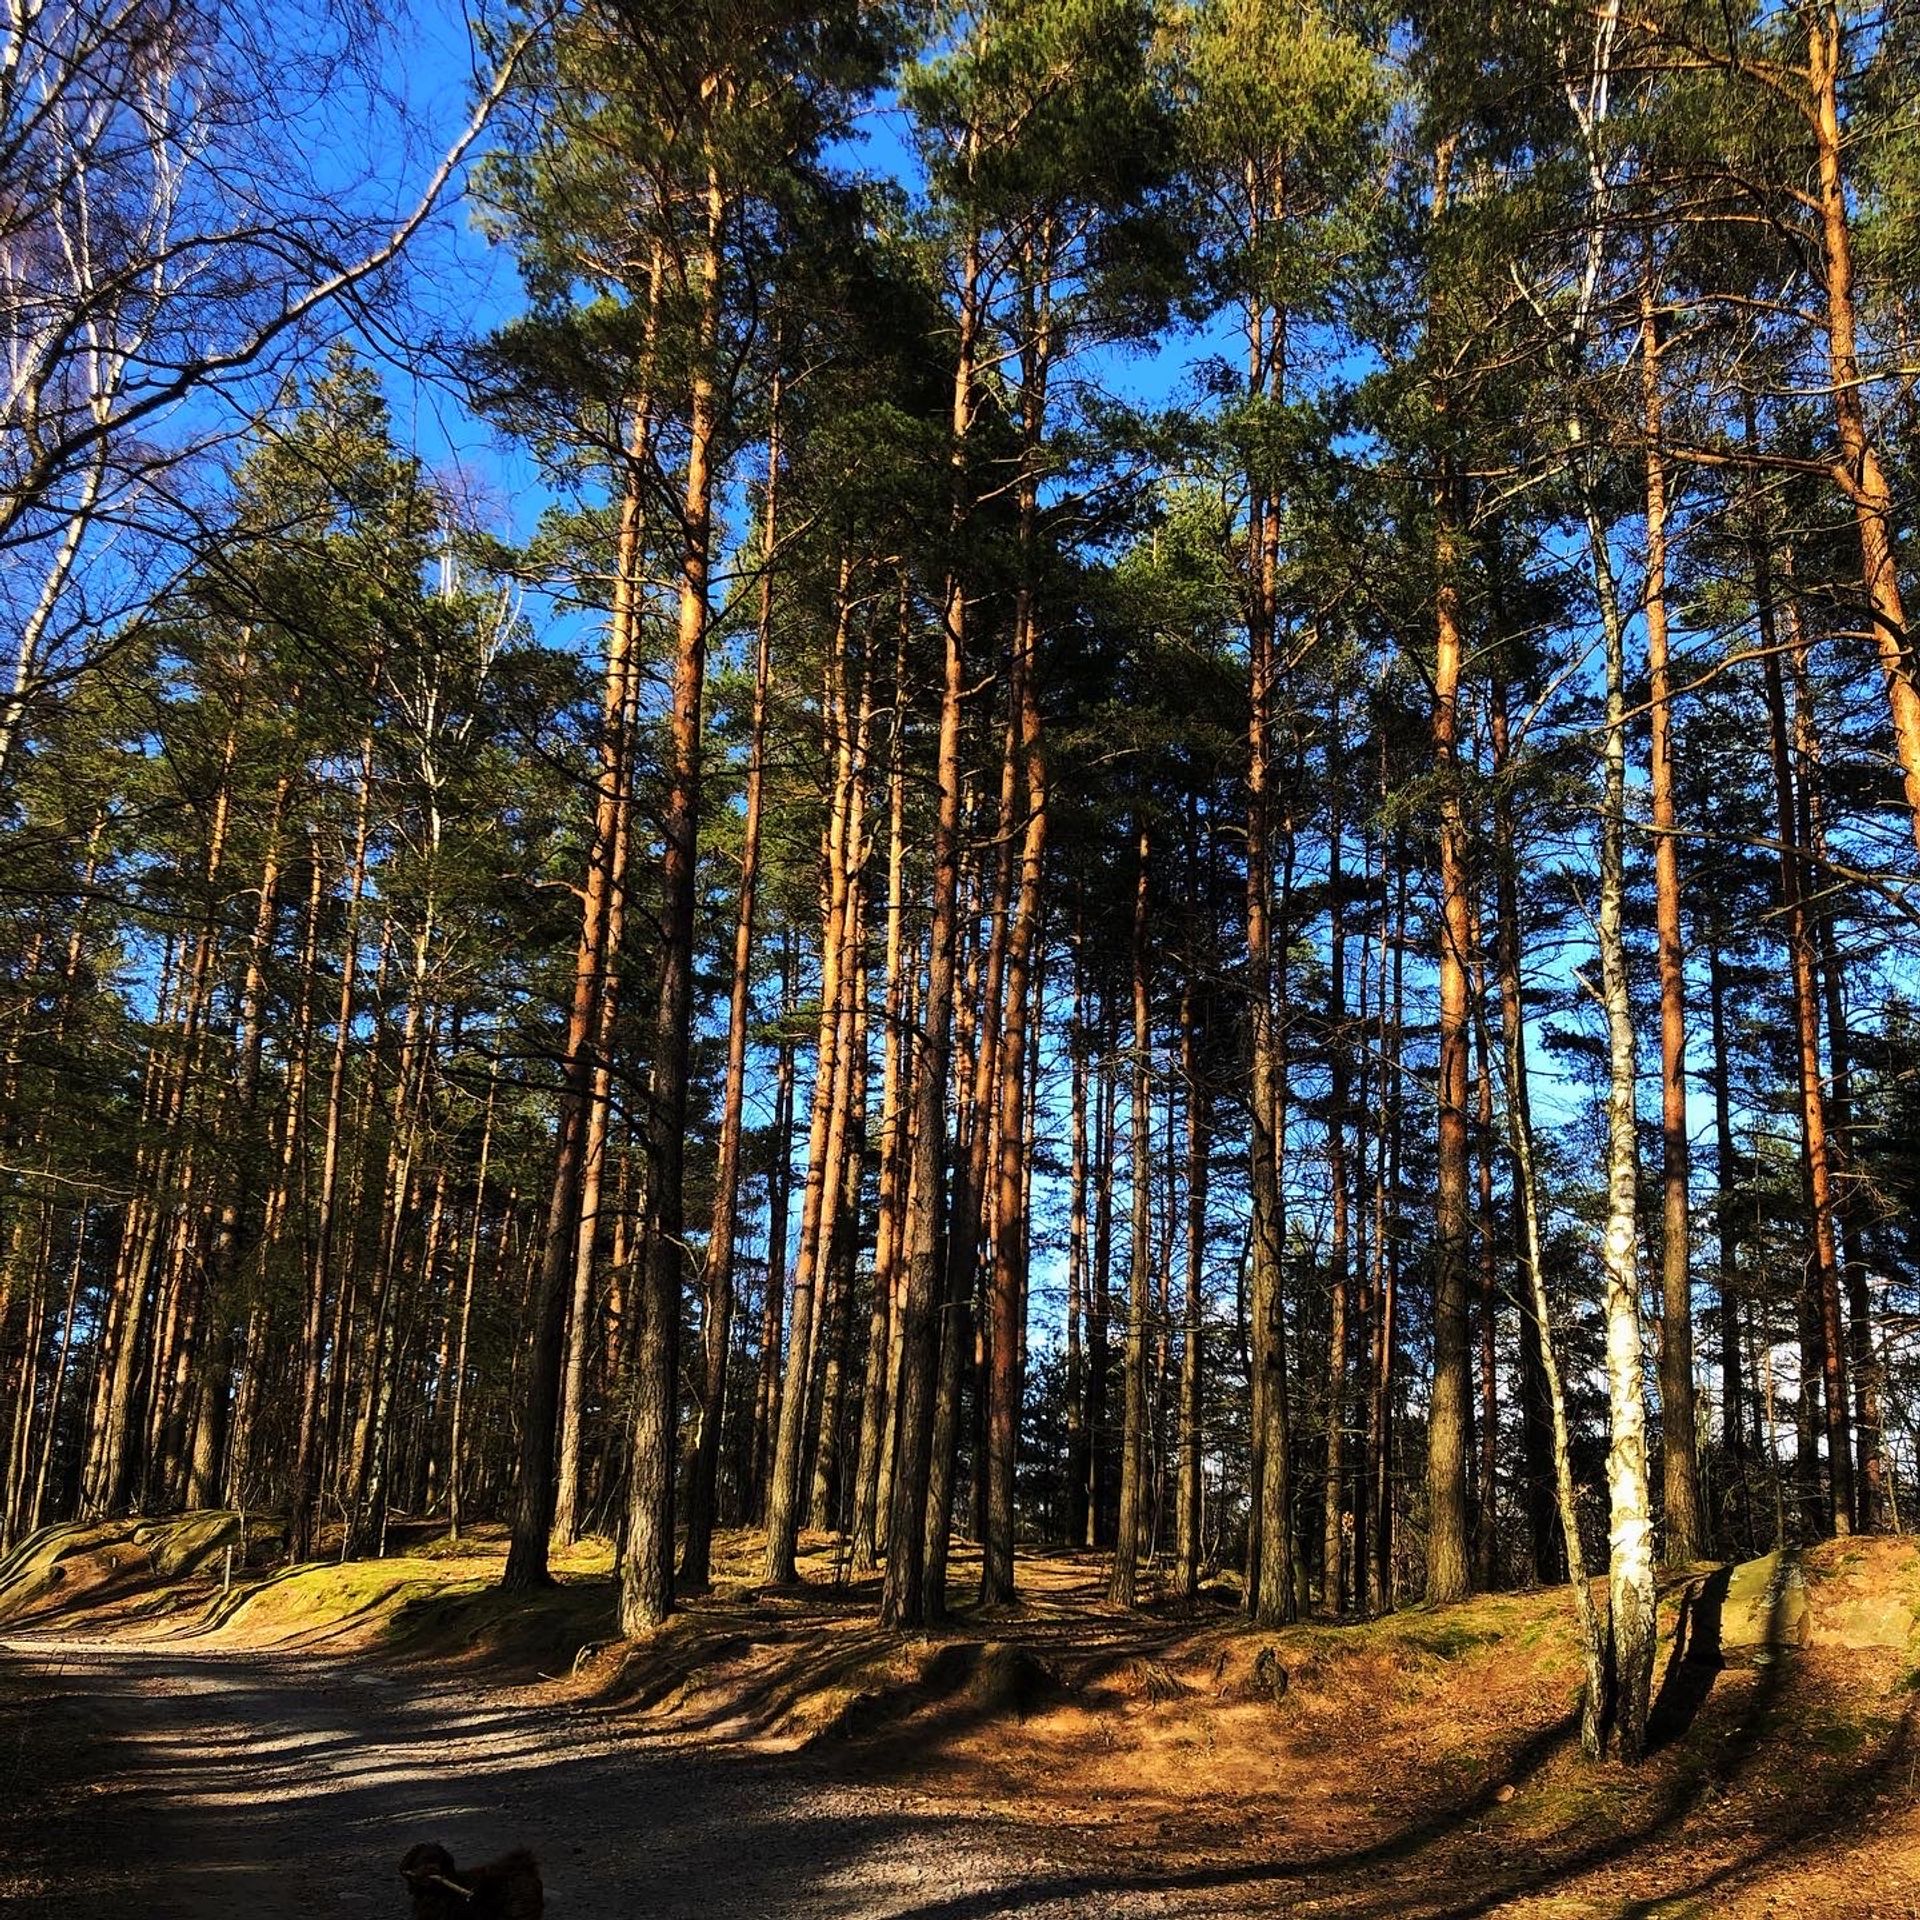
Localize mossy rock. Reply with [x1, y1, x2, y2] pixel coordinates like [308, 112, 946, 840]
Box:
[0, 1512, 256, 1624]
[147, 1511, 243, 1579]
[1720, 1551, 1809, 1650]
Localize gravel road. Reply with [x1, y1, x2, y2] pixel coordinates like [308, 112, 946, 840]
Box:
[0, 1635, 1121, 1920]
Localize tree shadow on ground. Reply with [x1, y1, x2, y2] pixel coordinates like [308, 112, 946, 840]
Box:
[1645, 1561, 1729, 1753]
[4, 1548, 1912, 1919]
[0, 1636, 993, 1919]
[879, 1561, 1911, 1920]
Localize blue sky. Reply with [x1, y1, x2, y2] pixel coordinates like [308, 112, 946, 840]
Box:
[361, 3, 1224, 533]
[337, 1, 1889, 1407]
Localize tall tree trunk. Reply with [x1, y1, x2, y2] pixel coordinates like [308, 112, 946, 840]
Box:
[981, 311, 1051, 1603]
[622, 164, 727, 1635]
[1177, 973, 1207, 1604]
[872, 956, 920, 1557]
[1108, 821, 1152, 1608]
[132, 682, 246, 1516]
[934, 691, 1019, 1594]
[1584, 477, 1657, 1762]
[1244, 490, 1294, 1628]
[447, 1062, 498, 1539]
[1471, 917, 1499, 1592]
[553, 623, 639, 1545]
[1423, 138, 1473, 1610]
[233, 830, 326, 1508]
[29, 1206, 87, 1534]
[765, 589, 865, 1584]
[1065, 949, 1091, 1551]
[851, 601, 912, 1573]
[751, 941, 798, 1520]
[1707, 941, 1751, 1555]
[1807, 6, 1920, 852]
[503, 363, 649, 1591]
[1349, 820, 1377, 1598]
[925, 814, 996, 1614]
[1324, 797, 1352, 1614]
[293, 728, 376, 1559]
[1641, 275, 1703, 1565]
[346, 916, 438, 1556]
[881, 216, 978, 1631]
[1087, 1035, 1116, 1549]
[1369, 829, 1407, 1613]
[1425, 470, 1473, 1607]
[1753, 534, 1854, 1534]
[3, 1204, 51, 1541]
[190, 778, 292, 1508]
[682, 368, 780, 1588]
[1789, 625, 1882, 1526]
[1493, 763, 1608, 1762]
[1490, 671, 1557, 1582]
[809, 939, 868, 1536]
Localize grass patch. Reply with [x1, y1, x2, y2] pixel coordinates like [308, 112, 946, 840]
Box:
[1402, 1619, 1504, 1661]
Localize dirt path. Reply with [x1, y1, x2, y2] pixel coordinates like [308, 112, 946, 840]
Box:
[6, 1612, 1916, 1920]
[0, 1635, 1068, 1920]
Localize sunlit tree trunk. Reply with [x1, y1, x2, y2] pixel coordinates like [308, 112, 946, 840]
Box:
[553, 618, 640, 1545]
[1425, 490, 1473, 1606]
[504, 356, 650, 1591]
[1493, 764, 1607, 1762]
[933, 687, 1017, 1601]
[765, 586, 866, 1585]
[1788, 623, 1882, 1526]
[1584, 482, 1656, 1762]
[621, 152, 729, 1633]
[83, 934, 180, 1514]
[1806, 6, 1920, 852]
[1640, 276, 1703, 1565]
[233, 830, 326, 1507]
[683, 369, 780, 1588]
[1421, 137, 1473, 1609]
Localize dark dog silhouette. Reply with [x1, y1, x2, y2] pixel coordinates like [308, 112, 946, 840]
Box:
[399, 1842, 544, 1917]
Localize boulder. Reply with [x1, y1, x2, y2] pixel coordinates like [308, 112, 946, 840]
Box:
[1719, 1551, 1809, 1651]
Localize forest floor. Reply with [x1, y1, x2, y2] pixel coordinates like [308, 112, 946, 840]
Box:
[3, 1523, 1919, 1918]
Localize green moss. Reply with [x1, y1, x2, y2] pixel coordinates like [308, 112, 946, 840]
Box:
[210, 1557, 475, 1643]
[1406, 1620, 1503, 1660]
